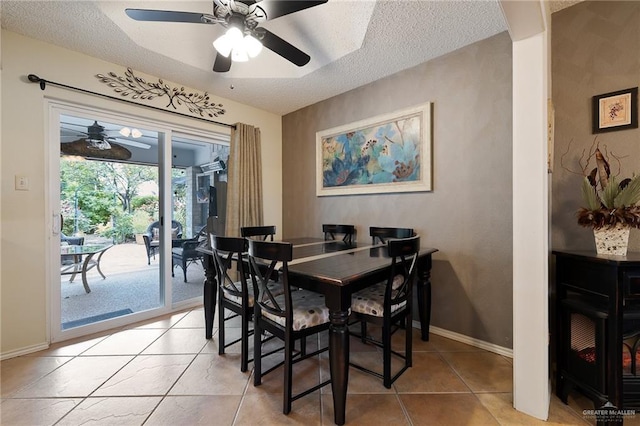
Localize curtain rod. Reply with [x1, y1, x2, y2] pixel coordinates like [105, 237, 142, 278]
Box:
[27, 74, 236, 130]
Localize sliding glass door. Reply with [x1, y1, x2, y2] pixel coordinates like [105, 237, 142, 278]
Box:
[50, 104, 229, 341]
[170, 134, 228, 304]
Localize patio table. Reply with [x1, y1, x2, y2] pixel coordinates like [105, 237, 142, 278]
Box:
[60, 243, 113, 293]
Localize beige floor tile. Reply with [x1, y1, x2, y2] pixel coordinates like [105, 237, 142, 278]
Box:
[209, 326, 244, 354]
[26, 335, 108, 357]
[319, 360, 387, 395]
[94, 354, 195, 396]
[393, 327, 440, 353]
[246, 355, 324, 397]
[141, 328, 208, 354]
[476, 392, 589, 425]
[400, 393, 500, 425]
[1, 356, 72, 397]
[319, 352, 396, 395]
[11, 356, 133, 398]
[322, 393, 409, 425]
[172, 308, 206, 328]
[234, 392, 321, 425]
[169, 354, 250, 395]
[127, 311, 190, 329]
[441, 351, 513, 392]
[82, 329, 167, 355]
[0, 398, 82, 426]
[394, 352, 471, 393]
[145, 395, 241, 425]
[56, 396, 161, 426]
[198, 330, 224, 354]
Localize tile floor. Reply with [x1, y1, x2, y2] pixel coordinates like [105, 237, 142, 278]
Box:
[0, 306, 622, 425]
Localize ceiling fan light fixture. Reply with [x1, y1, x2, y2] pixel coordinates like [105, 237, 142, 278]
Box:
[231, 46, 249, 62]
[131, 128, 143, 138]
[213, 34, 233, 57]
[243, 34, 262, 58]
[119, 127, 131, 137]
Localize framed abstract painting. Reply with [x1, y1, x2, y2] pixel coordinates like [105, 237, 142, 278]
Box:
[316, 103, 432, 196]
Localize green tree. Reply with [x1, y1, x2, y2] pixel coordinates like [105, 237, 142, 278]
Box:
[60, 159, 157, 237]
[97, 163, 157, 213]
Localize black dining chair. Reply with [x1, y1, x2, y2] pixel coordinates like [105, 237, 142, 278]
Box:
[241, 225, 276, 241]
[369, 226, 414, 244]
[322, 224, 356, 244]
[211, 235, 276, 372]
[349, 235, 420, 388]
[247, 239, 331, 414]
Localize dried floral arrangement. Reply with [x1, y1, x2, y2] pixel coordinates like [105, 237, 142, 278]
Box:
[562, 139, 640, 229]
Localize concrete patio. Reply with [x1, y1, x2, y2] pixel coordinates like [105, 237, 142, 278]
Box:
[60, 241, 204, 328]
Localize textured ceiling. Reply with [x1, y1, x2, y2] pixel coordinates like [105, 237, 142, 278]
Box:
[1, 0, 513, 115]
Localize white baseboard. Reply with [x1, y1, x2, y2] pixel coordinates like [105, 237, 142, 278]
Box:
[414, 320, 513, 358]
[1, 342, 50, 361]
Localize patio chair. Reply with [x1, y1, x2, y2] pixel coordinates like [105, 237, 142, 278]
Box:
[61, 232, 84, 266]
[143, 219, 183, 264]
[171, 225, 207, 282]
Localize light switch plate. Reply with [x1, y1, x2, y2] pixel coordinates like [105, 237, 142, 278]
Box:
[15, 175, 29, 191]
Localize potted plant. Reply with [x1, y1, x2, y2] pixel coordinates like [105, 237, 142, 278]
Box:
[574, 146, 640, 255]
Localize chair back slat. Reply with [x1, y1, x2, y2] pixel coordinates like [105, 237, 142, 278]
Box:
[322, 224, 356, 244]
[370, 226, 414, 244]
[247, 240, 293, 319]
[241, 225, 276, 241]
[386, 236, 420, 308]
[211, 235, 249, 298]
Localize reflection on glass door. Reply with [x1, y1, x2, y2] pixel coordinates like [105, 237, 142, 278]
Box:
[58, 113, 163, 330]
[170, 134, 229, 305]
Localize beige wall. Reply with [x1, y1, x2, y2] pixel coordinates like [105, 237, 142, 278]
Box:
[552, 1, 640, 252]
[0, 30, 282, 356]
[282, 32, 514, 348]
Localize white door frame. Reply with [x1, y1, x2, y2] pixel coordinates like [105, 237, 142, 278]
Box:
[46, 100, 228, 342]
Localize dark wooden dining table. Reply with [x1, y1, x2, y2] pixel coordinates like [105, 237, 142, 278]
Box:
[197, 237, 437, 425]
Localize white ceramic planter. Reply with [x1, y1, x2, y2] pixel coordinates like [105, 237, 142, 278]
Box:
[593, 224, 631, 256]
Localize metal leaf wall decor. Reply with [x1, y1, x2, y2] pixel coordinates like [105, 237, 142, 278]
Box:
[96, 68, 226, 118]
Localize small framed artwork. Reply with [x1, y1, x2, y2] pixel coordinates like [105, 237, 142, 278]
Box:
[592, 87, 638, 133]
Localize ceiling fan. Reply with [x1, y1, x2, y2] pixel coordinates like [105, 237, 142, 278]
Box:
[60, 121, 151, 150]
[125, 0, 328, 72]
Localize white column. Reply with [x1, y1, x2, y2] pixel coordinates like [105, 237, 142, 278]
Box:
[500, 0, 550, 420]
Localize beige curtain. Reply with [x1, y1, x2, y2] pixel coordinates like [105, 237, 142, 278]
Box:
[224, 123, 264, 237]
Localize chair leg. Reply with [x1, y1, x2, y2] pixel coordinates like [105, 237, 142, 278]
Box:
[240, 309, 249, 372]
[182, 259, 187, 282]
[406, 310, 413, 368]
[218, 304, 225, 356]
[283, 333, 293, 414]
[254, 314, 262, 386]
[383, 319, 392, 389]
[300, 335, 307, 357]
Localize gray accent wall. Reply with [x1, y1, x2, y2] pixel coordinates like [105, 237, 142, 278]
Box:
[552, 1, 640, 253]
[282, 32, 514, 348]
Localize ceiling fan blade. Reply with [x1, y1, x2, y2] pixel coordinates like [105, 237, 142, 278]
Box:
[213, 53, 232, 73]
[261, 29, 310, 67]
[115, 139, 152, 150]
[254, 0, 327, 20]
[125, 9, 209, 24]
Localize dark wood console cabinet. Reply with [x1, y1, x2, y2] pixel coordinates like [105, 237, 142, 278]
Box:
[553, 250, 640, 415]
